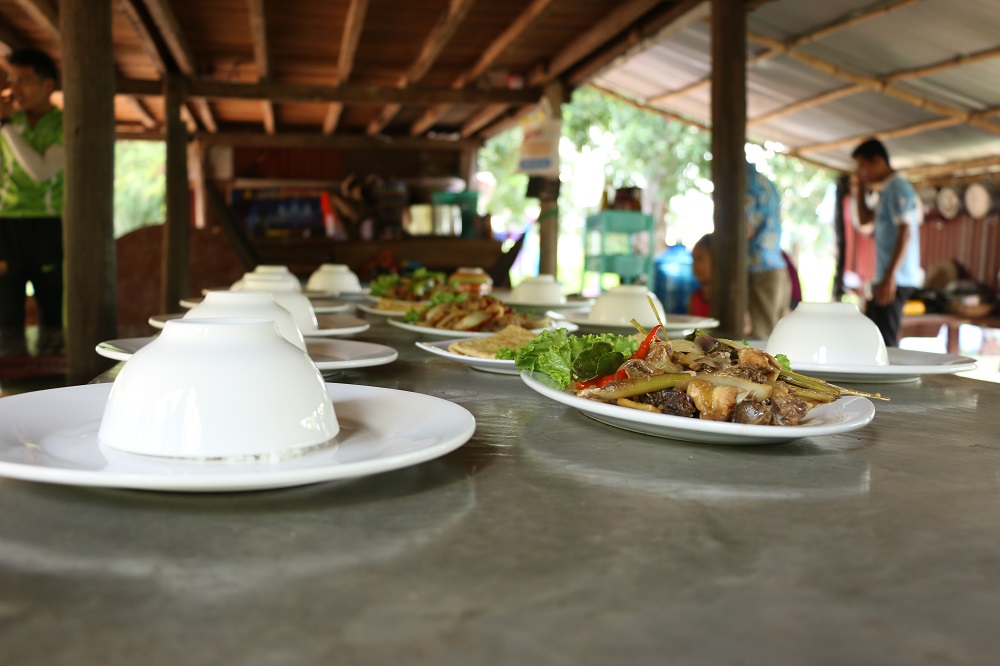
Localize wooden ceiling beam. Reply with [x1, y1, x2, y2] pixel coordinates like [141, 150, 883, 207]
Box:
[410, 0, 559, 137]
[11, 0, 60, 42]
[367, 0, 477, 136]
[119, 0, 171, 73]
[123, 95, 158, 129]
[246, 0, 274, 135]
[115, 77, 542, 105]
[138, 0, 217, 132]
[529, 0, 661, 87]
[567, 0, 710, 88]
[749, 84, 864, 126]
[198, 131, 481, 151]
[460, 104, 508, 138]
[322, 0, 370, 135]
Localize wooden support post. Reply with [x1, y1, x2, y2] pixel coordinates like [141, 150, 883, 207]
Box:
[833, 174, 850, 300]
[538, 81, 565, 278]
[60, 0, 117, 383]
[161, 74, 190, 313]
[710, 0, 747, 338]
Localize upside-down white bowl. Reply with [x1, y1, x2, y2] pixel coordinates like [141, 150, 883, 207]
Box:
[306, 263, 362, 294]
[765, 302, 889, 366]
[237, 273, 319, 332]
[98, 318, 339, 461]
[182, 291, 306, 351]
[508, 274, 567, 305]
[232, 265, 302, 292]
[588, 285, 666, 328]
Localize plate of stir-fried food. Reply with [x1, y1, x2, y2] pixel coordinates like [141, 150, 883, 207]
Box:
[512, 321, 882, 445]
[389, 293, 577, 338]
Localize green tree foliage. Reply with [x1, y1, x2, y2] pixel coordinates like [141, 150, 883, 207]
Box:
[114, 140, 166, 238]
[562, 87, 710, 199]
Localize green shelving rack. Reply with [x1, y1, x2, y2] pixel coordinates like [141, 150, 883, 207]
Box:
[582, 210, 654, 292]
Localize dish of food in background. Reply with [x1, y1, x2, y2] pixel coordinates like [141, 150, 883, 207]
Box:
[180, 294, 352, 314]
[0, 383, 475, 492]
[357, 297, 430, 317]
[549, 308, 719, 334]
[414, 325, 539, 375]
[149, 313, 371, 337]
[399, 293, 556, 334]
[521, 371, 875, 445]
[389, 317, 578, 339]
[369, 268, 450, 302]
[96, 337, 398, 372]
[448, 267, 493, 294]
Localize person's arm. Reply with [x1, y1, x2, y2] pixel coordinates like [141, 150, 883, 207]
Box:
[853, 176, 875, 236]
[874, 221, 910, 306]
[0, 125, 65, 182]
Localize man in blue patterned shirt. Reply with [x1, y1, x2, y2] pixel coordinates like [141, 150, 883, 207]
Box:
[852, 138, 922, 346]
[745, 161, 790, 339]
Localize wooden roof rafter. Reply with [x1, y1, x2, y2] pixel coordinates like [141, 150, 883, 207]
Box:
[135, 0, 217, 132]
[646, 0, 921, 105]
[749, 31, 1000, 138]
[246, 0, 274, 135]
[11, 0, 60, 42]
[322, 0, 370, 135]
[751, 44, 1000, 126]
[466, 0, 669, 139]
[366, 0, 477, 136]
[409, 0, 559, 137]
[791, 103, 1000, 156]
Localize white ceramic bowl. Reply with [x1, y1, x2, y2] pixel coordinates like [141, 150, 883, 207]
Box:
[765, 302, 888, 366]
[306, 263, 362, 294]
[98, 318, 339, 461]
[232, 266, 302, 292]
[588, 285, 666, 328]
[508, 274, 567, 305]
[182, 291, 306, 351]
[237, 274, 319, 332]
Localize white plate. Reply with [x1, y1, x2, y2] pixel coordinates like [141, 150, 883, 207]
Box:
[96, 337, 397, 372]
[0, 383, 474, 492]
[415, 339, 519, 375]
[549, 308, 720, 334]
[388, 318, 578, 339]
[786, 347, 978, 384]
[520, 371, 874, 445]
[149, 313, 370, 337]
[180, 295, 351, 314]
[502, 298, 595, 312]
[202, 286, 370, 301]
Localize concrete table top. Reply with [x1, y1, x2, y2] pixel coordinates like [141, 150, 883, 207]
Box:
[1, 315, 998, 665]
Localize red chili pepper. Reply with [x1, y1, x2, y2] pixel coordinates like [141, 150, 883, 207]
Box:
[575, 325, 662, 390]
[631, 324, 662, 360]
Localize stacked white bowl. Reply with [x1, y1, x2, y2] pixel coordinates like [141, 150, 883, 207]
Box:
[306, 263, 362, 294]
[99, 318, 338, 462]
[588, 285, 667, 329]
[508, 275, 567, 305]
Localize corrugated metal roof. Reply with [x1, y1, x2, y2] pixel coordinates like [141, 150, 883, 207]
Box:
[593, 0, 1000, 178]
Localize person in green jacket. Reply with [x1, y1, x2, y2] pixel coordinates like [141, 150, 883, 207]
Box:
[0, 48, 64, 357]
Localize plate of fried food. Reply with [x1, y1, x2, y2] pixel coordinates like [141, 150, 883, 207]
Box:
[389, 293, 577, 339]
[415, 325, 539, 374]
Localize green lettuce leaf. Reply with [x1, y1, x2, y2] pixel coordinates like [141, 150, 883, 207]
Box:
[510, 329, 638, 390]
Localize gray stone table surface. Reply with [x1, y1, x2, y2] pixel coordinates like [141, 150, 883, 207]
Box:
[2, 313, 999, 665]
